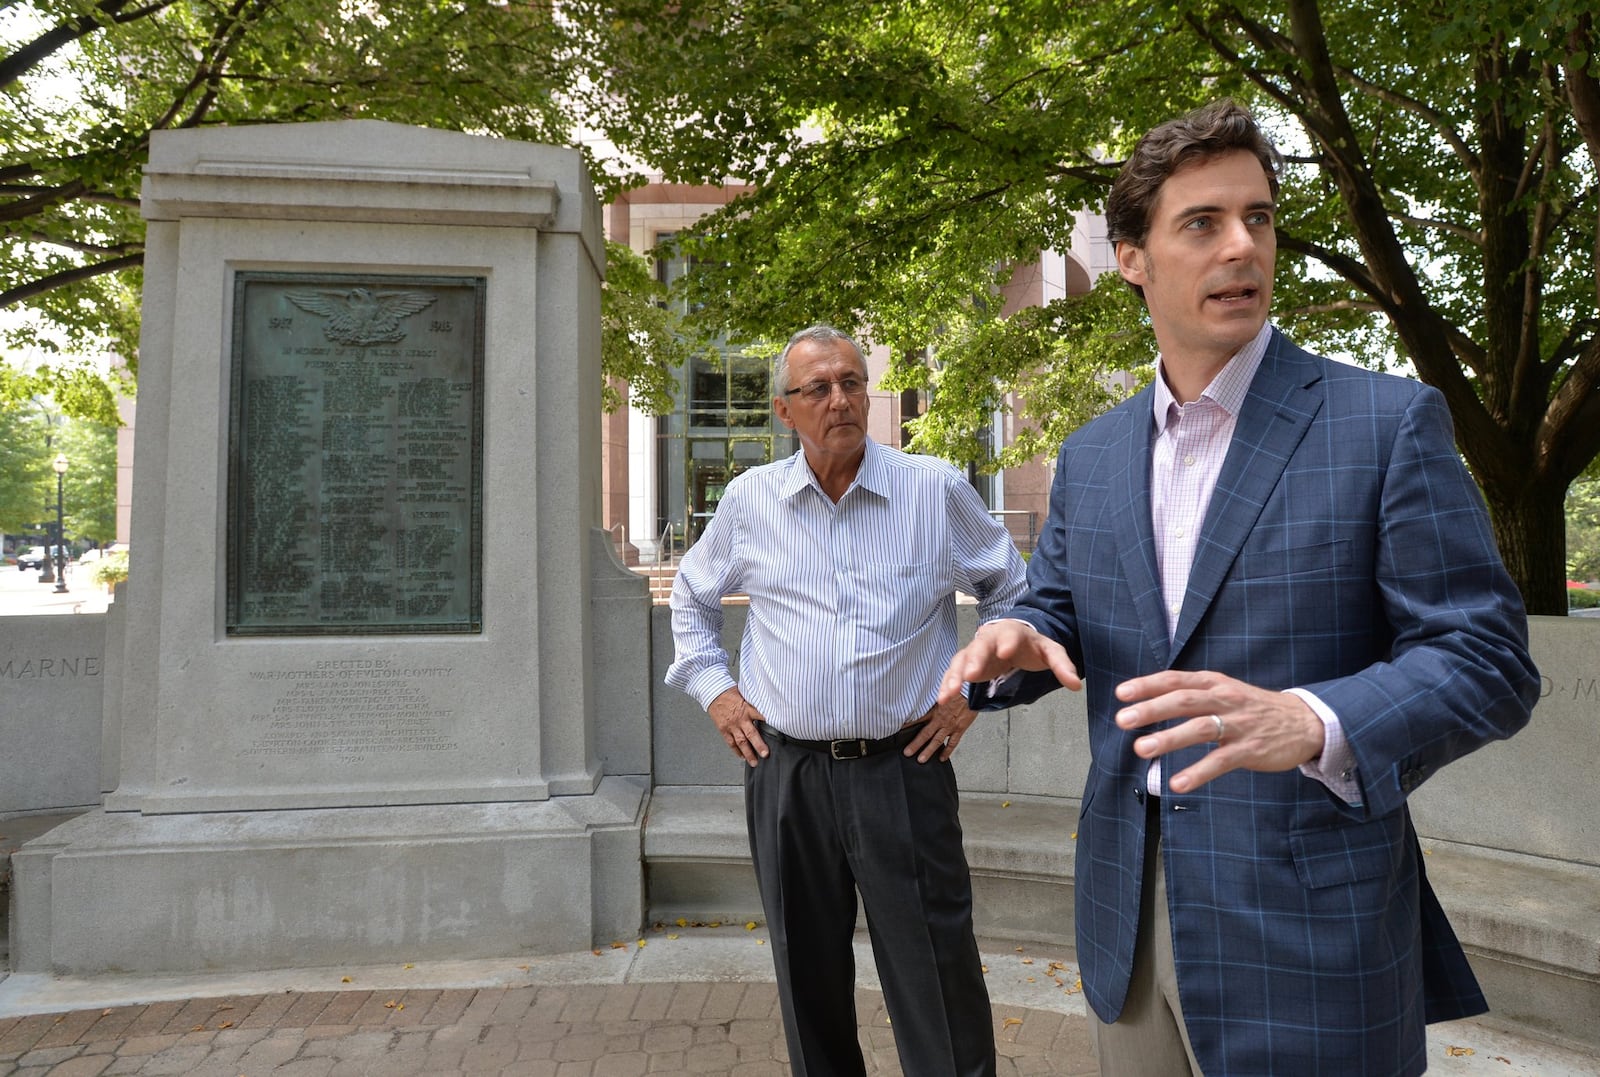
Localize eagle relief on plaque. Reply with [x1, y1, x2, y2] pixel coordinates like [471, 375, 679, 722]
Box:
[226, 272, 486, 636]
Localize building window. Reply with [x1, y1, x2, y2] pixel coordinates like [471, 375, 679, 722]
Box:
[654, 238, 793, 548]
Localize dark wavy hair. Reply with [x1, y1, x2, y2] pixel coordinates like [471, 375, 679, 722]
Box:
[1107, 100, 1282, 299]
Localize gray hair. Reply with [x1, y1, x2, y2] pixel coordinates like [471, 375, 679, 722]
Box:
[772, 324, 867, 396]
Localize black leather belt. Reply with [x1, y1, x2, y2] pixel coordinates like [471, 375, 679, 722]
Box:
[758, 721, 929, 760]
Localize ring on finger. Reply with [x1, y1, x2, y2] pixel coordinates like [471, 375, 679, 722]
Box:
[1209, 714, 1226, 743]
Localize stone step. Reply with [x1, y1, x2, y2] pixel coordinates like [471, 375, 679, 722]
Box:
[0, 811, 88, 968]
[641, 786, 1600, 1056]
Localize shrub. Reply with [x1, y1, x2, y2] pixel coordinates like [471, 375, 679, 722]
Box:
[1567, 586, 1600, 611]
[91, 550, 129, 590]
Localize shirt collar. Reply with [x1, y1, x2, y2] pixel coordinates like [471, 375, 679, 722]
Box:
[779, 436, 885, 501]
[1152, 321, 1273, 435]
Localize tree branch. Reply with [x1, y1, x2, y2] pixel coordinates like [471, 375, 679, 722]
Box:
[1510, 97, 1562, 424]
[1331, 66, 1481, 181]
[1392, 212, 1479, 245]
[1276, 231, 1487, 375]
[1561, 14, 1600, 312]
[149, 0, 278, 133]
[0, 253, 143, 308]
[1283, 298, 1384, 317]
[1276, 233, 1383, 297]
[1184, 10, 1315, 110]
[0, 178, 92, 224]
[0, 0, 177, 89]
[1544, 339, 1600, 483]
[25, 232, 142, 258]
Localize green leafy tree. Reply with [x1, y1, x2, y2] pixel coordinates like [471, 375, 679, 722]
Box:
[1568, 453, 1600, 583]
[8, 1, 1599, 611]
[52, 416, 117, 544]
[2, 1, 685, 417]
[564, 0, 1600, 614]
[0, 397, 51, 533]
[600, 241, 700, 415]
[0, 403, 113, 543]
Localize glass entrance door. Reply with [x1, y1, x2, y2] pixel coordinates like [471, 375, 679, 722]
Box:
[686, 435, 776, 543]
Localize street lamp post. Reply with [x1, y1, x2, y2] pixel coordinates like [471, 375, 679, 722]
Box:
[51, 453, 69, 594]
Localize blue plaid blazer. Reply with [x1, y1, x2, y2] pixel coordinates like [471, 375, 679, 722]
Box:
[989, 331, 1538, 1076]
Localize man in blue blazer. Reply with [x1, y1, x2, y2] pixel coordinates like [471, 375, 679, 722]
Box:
[940, 100, 1539, 1076]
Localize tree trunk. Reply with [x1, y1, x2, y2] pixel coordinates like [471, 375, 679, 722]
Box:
[1481, 475, 1570, 616]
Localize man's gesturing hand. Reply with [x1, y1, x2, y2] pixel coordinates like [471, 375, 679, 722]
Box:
[1114, 670, 1326, 793]
[708, 686, 769, 767]
[937, 619, 1082, 707]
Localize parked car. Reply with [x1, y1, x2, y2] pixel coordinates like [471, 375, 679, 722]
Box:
[16, 545, 68, 571]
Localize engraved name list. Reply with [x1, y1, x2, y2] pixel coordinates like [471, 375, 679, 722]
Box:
[227, 273, 486, 635]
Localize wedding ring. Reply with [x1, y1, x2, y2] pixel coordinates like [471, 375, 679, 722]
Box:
[1210, 714, 1226, 743]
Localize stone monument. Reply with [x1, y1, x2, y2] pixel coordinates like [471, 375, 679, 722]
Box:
[10, 122, 648, 974]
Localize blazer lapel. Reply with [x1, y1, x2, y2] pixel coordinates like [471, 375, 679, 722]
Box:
[1169, 332, 1325, 661]
[1108, 391, 1173, 669]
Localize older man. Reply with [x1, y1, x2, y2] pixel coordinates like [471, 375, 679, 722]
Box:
[667, 324, 1026, 1077]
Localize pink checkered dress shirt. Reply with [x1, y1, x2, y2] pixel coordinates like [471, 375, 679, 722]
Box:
[1149, 322, 1358, 801]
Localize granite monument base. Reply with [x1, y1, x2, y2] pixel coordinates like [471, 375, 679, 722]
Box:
[9, 777, 644, 975]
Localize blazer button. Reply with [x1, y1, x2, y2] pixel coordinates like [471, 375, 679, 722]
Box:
[1134, 789, 1146, 805]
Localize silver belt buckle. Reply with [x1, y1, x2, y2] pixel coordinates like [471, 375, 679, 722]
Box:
[830, 738, 868, 760]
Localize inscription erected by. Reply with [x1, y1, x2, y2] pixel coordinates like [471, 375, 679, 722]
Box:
[227, 272, 485, 635]
[245, 661, 459, 762]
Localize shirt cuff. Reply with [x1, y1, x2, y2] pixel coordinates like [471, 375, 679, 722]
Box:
[686, 668, 739, 714]
[1286, 688, 1362, 806]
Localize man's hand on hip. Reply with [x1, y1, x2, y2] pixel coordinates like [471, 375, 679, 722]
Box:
[1113, 670, 1326, 793]
[938, 618, 1082, 706]
[708, 686, 770, 767]
[903, 695, 980, 763]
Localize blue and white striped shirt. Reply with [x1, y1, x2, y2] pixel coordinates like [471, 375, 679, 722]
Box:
[666, 437, 1028, 740]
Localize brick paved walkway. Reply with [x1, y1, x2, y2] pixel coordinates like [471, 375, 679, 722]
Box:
[0, 981, 1095, 1076]
[3, 926, 1594, 1076]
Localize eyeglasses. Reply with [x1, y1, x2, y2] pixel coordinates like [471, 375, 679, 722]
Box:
[783, 376, 868, 402]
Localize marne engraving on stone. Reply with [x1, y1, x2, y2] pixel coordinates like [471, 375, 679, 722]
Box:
[227, 272, 485, 635]
[0, 656, 103, 679]
[285, 288, 438, 346]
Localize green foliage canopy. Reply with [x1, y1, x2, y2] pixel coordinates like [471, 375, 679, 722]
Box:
[0, 404, 115, 541]
[1568, 479, 1600, 583]
[53, 415, 117, 543]
[3, 0, 1597, 612]
[4, 0, 635, 410]
[565, 0, 1600, 613]
[0, 399, 51, 532]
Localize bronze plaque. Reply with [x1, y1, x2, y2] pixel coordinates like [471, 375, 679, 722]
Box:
[226, 272, 485, 635]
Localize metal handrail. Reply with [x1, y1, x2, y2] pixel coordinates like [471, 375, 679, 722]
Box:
[988, 509, 1039, 553]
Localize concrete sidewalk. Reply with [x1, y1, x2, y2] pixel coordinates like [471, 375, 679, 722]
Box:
[0, 567, 113, 617]
[3, 926, 1597, 1076]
